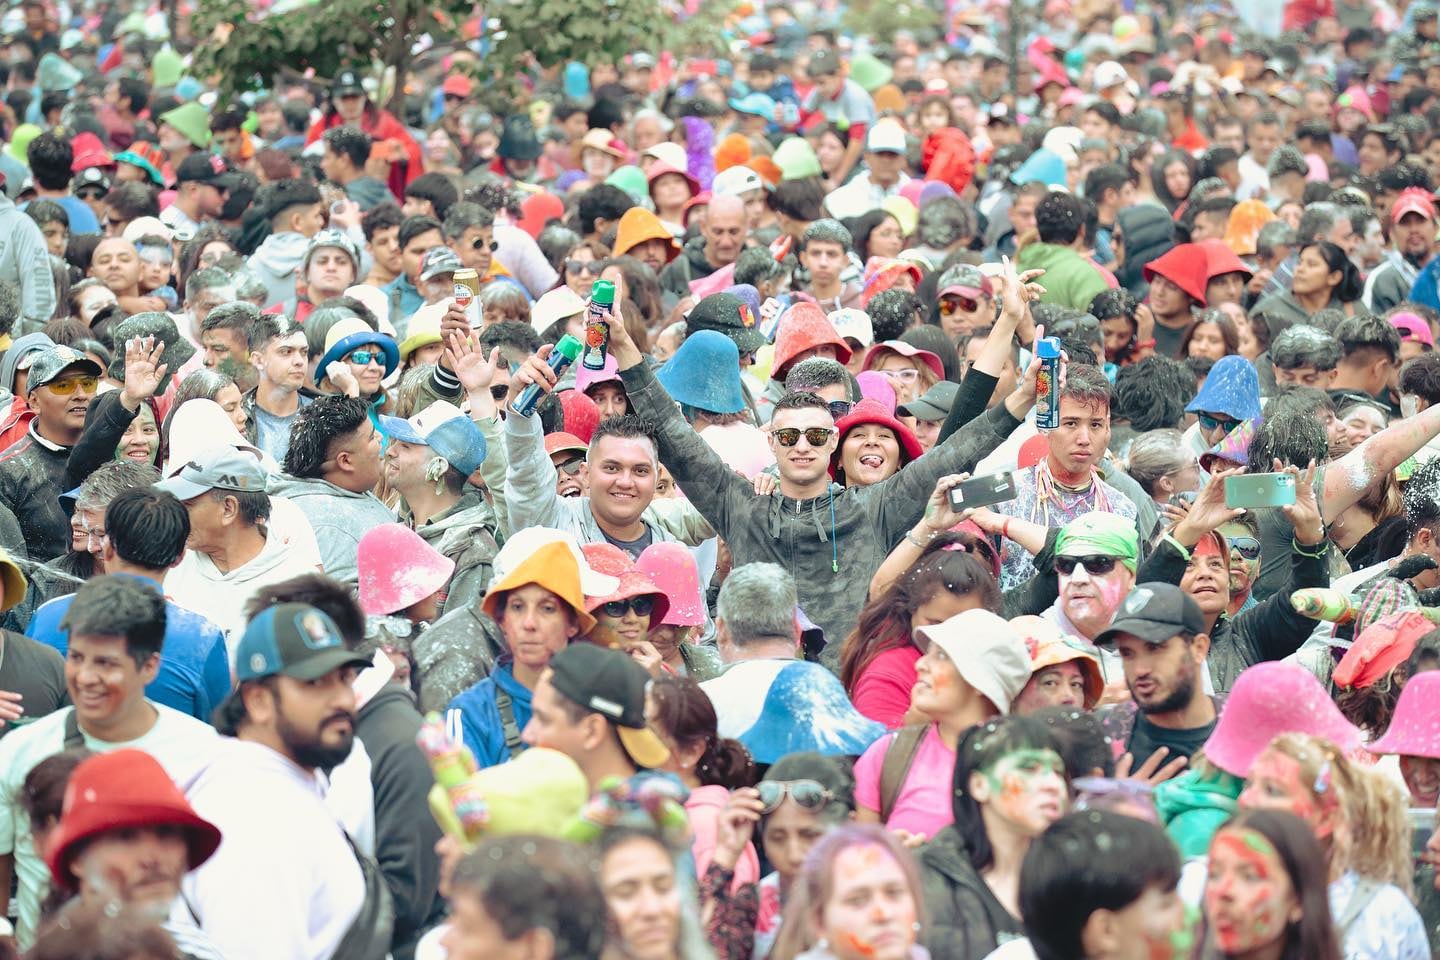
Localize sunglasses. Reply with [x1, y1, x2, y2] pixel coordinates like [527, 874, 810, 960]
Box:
[880, 367, 919, 382]
[566, 260, 601, 277]
[555, 456, 585, 476]
[772, 426, 835, 447]
[940, 295, 981, 315]
[1197, 413, 1241, 434]
[1228, 535, 1261, 561]
[601, 596, 655, 618]
[472, 236, 500, 252]
[346, 349, 384, 366]
[826, 399, 853, 420]
[76, 188, 106, 201]
[1055, 555, 1119, 576]
[757, 779, 834, 814]
[44, 376, 98, 395]
[489, 384, 510, 402]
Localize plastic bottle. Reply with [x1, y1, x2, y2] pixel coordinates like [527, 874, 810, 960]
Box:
[511, 334, 583, 417]
[1033, 337, 1062, 430]
[581, 280, 616, 370]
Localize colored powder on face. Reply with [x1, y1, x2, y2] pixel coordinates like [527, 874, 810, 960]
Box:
[842, 932, 878, 958]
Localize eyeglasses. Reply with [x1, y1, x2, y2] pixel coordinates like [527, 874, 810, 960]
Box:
[1055, 555, 1119, 576]
[346, 349, 384, 366]
[555, 456, 585, 476]
[826, 399, 853, 420]
[1228, 535, 1261, 561]
[566, 259, 601, 277]
[1196, 413, 1241, 434]
[772, 426, 835, 447]
[757, 779, 834, 814]
[44, 376, 98, 395]
[880, 367, 919, 382]
[940, 295, 981, 315]
[601, 596, 655, 618]
[472, 236, 500, 252]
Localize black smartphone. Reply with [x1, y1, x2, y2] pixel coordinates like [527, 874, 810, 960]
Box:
[948, 472, 1020, 511]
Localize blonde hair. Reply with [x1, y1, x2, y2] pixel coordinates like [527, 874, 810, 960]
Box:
[1265, 733, 1413, 897]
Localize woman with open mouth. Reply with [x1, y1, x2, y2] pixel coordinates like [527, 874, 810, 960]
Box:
[829, 399, 922, 489]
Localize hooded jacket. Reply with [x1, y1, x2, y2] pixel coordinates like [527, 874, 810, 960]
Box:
[266, 474, 396, 585]
[354, 682, 446, 960]
[619, 361, 1019, 663]
[343, 176, 394, 212]
[1114, 205, 1176, 296]
[404, 491, 499, 616]
[0, 332, 52, 452]
[921, 128, 977, 196]
[919, 828, 1024, 960]
[0, 421, 72, 562]
[1014, 242, 1112, 311]
[659, 235, 724, 303]
[0, 192, 56, 333]
[246, 231, 311, 315]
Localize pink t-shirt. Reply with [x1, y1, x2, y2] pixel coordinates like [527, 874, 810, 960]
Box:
[853, 723, 956, 840]
[850, 645, 921, 730]
[686, 783, 760, 891]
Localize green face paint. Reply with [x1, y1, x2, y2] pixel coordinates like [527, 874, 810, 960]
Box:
[982, 747, 1066, 787]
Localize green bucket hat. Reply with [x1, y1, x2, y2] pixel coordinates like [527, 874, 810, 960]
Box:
[848, 53, 893, 93]
[604, 165, 648, 204]
[5, 124, 41, 166]
[773, 137, 822, 181]
[36, 53, 81, 93]
[158, 102, 211, 149]
[152, 46, 183, 89]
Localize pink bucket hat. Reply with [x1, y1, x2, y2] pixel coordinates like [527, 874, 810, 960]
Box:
[1369, 671, 1440, 759]
[635, 542, 706, 627]
[1203, 662, 1363, 777]
[357, 524, 456, 616]
[575, 353, 623, 395]
[1332, 610, 1432, 690]
[578, 542, 671, 625]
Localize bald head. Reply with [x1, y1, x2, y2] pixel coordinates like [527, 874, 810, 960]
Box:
[703, 194, 747, 266]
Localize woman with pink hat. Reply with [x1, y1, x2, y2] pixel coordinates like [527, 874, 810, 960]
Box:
[579, 542, 671, 672]
[860, 340, 944, 405]
[636, 542, 722, 681]
[829, 399, 923, 488]
[1370, 670, 1440, 810]
[575, 353, 629, 420]
[1237, 732, 1428, 959]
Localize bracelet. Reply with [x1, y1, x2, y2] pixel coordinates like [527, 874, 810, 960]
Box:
[905, 529, 935, 549]
[1160, 533, 1191, 561]
[1002, 518, 1012, 539]
[1291, 537, 1328, 559]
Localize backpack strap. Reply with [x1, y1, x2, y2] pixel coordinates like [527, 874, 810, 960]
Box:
[1334, 875, 1383, 934]
[63, 709, 84, 749]
[494, 687, 524, 760]
[878, 724, 928, 824]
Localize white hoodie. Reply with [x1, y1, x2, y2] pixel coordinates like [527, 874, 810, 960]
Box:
[164, 496, 323, 663]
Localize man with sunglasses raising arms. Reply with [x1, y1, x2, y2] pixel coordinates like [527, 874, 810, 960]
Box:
[0, 345, 100, 561]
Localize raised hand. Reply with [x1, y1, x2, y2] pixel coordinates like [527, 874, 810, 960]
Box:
[324, 361, 360, 398]
[444, 333, 502, 396]
[120, 335, 168, 411]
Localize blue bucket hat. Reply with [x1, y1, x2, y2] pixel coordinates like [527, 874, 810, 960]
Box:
[1009, 147, 1067, 188]
[1185, 354, 1261, 422]
[379, 400, 487, 475]
[728, 91, 777, 118]
[738, 660, 886, 764]
[658, 330, 745, 415]
[318, 318, 399, 380]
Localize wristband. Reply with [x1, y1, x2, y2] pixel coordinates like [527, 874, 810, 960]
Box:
[1002, 518, 1012, 539]
[905, 529, 934, 549]
[1134, 338, 1157, 350]
[1292, 537, 1328, 559]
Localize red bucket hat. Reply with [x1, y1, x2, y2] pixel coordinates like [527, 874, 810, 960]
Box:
[46, 749, 222, 891]
[1197, 238, 1253, 284]
[1143, 243, 1210, 305]
[828, 398, 924, 478]
[772, 302, 852, 379]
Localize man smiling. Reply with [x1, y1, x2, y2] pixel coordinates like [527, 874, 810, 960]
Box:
[0, 575, 217, 947]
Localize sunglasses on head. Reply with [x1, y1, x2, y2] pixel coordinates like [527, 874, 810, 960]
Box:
[601, 596, 655, 618]
[1055, 554, 1119, 576]
[44, 376, 99, 395]
[1197, 413, 1241, 433]
[941, 295, 981, 315]
[346, 349, 384, 366]
[757, 779, 834, 814]
[472, 236, 500, 252]
[772, 426, 835, 447]
[566, 259, 601, 276]
[1228, 535, 1261, 561]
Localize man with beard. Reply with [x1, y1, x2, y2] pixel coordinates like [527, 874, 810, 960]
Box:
[1365, 189, 1438, 313]
[184, 602, 381, 960]
[1096, 583, 1218, 772]
[0, 575, 217, 947]
[44, 749, 224, 959]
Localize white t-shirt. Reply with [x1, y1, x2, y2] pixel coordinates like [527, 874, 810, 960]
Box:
[183, 738, 364, 960]
[0, 703, 218, 947]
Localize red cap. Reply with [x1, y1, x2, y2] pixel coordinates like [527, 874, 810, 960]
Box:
[69, 131, 114, 172]
[1143, 243, 1210, 305]
[518, 192, 565, 240]
[1390, 187, 1437, 225]
[560, 389, 600, 443]
[544, 431, 589, 458]
[441, 74, 473, 98]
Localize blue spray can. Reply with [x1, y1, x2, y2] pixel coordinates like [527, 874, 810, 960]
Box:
[1033, 337, 1062, 430]
[511, 334, 583, 417]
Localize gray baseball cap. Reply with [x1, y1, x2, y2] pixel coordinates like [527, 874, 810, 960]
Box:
[155, 446, 270, 501]
[897, 381, 959, 422]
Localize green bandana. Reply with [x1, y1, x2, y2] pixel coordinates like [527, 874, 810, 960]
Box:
[1055, 513, 1139, 572]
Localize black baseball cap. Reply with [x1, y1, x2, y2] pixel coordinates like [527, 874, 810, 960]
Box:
[807, 48, 841, 78]
[333, 70, 364, 97]
[176, 153, 229, 186]
[1095, 583, 1206, 647]
[546, 645, 670, 768]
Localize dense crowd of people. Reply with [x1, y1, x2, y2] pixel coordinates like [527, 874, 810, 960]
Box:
[2, 0, 1440, 958]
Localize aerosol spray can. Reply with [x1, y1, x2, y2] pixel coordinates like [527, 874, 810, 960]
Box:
[581, 279, 616, 370]
[1033, 337, 1062, 431]
[511, 335, 583, 418]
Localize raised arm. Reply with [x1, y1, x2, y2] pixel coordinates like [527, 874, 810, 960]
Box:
[445, 333, 511, 535]
[1321, 401, 1440, 521]
[67, 336, 168, 489]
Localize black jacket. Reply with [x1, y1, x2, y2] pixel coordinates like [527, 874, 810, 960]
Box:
[1137, 535, 1330, 693]
[919, 828, 1024, 960]
[356, 683, 447, 960]
[0, 423, 71, 562]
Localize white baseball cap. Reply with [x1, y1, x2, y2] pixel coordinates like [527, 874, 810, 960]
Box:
[713, 166, 765, 197]
[865, 120, 908, 154]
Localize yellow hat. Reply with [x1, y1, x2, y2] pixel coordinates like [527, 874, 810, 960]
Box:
[481, 539, 598, 634]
